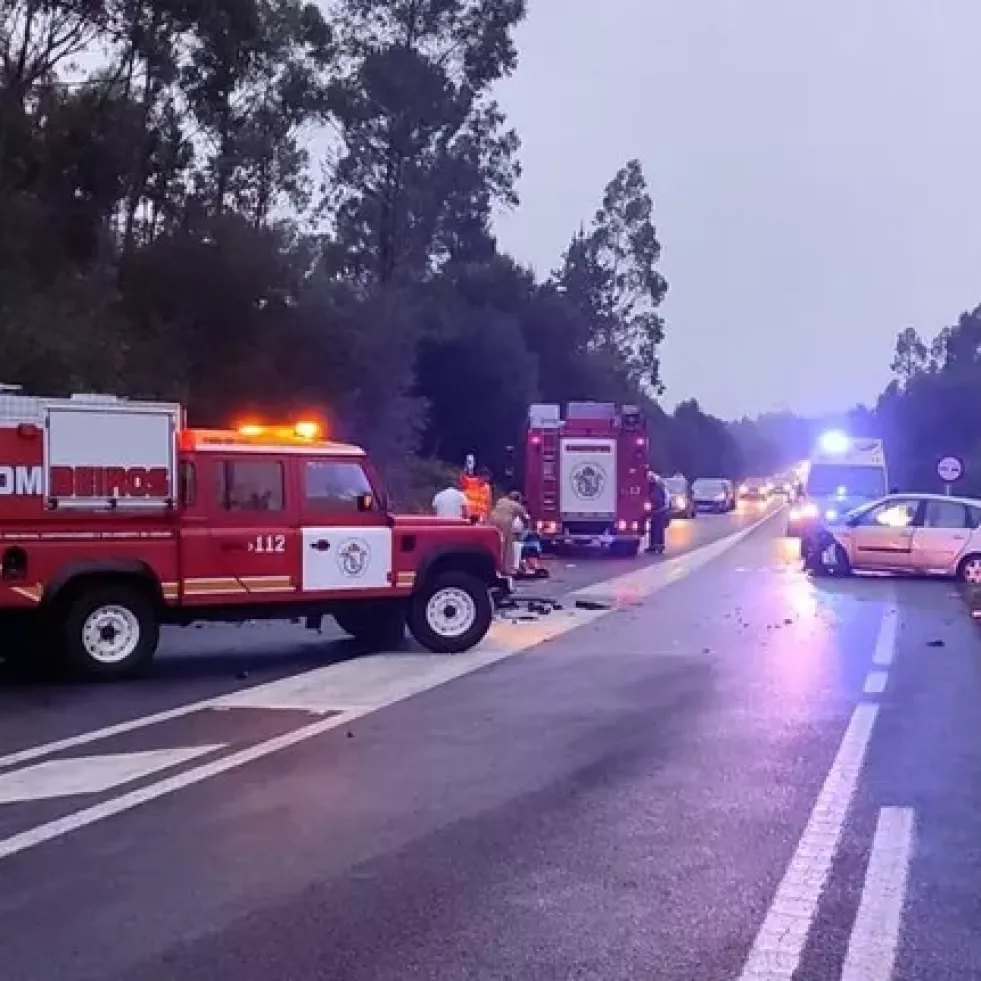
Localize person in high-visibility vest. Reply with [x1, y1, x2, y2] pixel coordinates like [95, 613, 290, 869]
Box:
[460, 472, 486, 520]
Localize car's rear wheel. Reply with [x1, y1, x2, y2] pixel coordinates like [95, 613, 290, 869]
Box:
[409, 572, 493, 654]
[956, 554, 981, 585]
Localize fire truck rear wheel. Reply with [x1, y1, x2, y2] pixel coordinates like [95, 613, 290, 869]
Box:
[59, 584, 159, 680]
[408, 572, 492, 654]
[332, 600, 407, 647]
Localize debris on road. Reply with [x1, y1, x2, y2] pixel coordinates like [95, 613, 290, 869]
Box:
[574, 599, 610, 611]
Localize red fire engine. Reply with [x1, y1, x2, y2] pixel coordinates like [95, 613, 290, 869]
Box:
[0, 391, 508, 679]
[524, 402, 650, 557]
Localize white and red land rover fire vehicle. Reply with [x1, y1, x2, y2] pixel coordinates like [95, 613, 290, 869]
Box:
[523, 402, 650, 557]
[0, 391, 508, 679]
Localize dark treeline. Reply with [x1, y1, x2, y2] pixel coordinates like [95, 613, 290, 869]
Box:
[0, 0, 688, 501]
[2, 2, 977, 502]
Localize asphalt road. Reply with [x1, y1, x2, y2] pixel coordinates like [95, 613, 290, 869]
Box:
[0, 501, 773, 753]
[2, 502, 980, 980]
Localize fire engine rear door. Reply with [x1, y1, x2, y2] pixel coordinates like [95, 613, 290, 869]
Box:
[299, 458, 393, 592]
[559, 438, 617, 518]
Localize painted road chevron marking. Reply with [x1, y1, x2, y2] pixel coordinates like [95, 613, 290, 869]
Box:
[0, 745, 224, 804]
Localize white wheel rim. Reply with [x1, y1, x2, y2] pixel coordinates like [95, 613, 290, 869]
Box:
[81, 605, 141, 664]
[426, 587, 477, 639]
[963, 559, 981, 584]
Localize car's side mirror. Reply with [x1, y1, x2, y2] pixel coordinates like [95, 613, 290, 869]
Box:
[356, 492, 374, 512]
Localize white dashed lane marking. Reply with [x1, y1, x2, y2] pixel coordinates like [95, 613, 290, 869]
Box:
[736, 702, 880, 980]
[736, 602, 897, 981]
[863, 670, 889, 694]
[840, 807, 915, 981]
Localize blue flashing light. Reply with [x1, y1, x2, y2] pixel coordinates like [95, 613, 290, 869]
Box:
[818, 430, 849, 454]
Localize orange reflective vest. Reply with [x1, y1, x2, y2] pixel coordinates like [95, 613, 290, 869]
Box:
[461, 475, 491, 520]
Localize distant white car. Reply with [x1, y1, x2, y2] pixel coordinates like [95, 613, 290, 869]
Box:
[803, 492, 981, 582]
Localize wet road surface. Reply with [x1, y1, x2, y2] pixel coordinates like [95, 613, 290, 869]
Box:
[0, 502, 774, 753]
[2, 503, 981, 980]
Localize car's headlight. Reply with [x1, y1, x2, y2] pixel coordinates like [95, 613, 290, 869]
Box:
[824, 509, 838, 521]
[791, 502, 819, 520]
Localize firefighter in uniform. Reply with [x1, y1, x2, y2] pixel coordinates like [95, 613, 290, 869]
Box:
[646, 470, 670, 553]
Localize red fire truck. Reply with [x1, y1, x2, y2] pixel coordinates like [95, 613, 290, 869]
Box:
[524, 402, 650, 557]
[0, 391, 508, 679]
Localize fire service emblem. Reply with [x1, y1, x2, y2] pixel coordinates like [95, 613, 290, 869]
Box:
[337, 538, 371, 577]
[570, 462, 606, 500]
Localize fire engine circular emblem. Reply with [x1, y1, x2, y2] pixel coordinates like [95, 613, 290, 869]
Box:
[570, 462, 606, 501]
[337, 538, 371, 578]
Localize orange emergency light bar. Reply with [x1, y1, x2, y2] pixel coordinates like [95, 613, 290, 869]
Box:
[235, 420, 323, 441]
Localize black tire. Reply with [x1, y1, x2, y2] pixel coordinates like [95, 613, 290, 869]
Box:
[810, 540, 851, 577]
[956, 553, 981, 585]
[610, 540, 640, 558]
[333, 599, 407, 647]
[58, 583, 159, 680]
[408, 571, 493, 654]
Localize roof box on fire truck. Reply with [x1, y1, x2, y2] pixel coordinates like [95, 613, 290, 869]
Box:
[0, 390, 183, 511]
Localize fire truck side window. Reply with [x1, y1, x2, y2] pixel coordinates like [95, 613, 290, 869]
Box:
[304, 461, 373, 512]
[216, 460, 284, 512]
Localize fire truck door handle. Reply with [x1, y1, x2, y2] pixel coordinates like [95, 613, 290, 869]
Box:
[310, 539, 330, 552]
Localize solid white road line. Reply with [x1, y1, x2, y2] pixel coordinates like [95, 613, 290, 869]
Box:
[736, 703, 880, 979]
[737, 603, 898, 980]
[0, 506, 782, 770]
[0, 746, 224, 804]
[863, 670, 889, 694]
[839, 807, 915, 981]
[0, 509, 784, 861]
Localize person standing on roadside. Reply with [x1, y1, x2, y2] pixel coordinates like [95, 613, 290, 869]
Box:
[646, 471, 670, 553]
[490, 490, 529, 575]
[432, 482, 468, 518]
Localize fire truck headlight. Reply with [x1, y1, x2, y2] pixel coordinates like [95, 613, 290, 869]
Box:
[617, 519, 627, 531]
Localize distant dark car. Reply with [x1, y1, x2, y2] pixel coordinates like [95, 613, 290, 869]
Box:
[692, 478, 735, 512]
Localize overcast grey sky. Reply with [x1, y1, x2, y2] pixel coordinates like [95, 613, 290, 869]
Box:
[493, 0, 981, 420]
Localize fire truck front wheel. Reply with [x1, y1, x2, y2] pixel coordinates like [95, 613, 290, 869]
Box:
[408, 572, 493, 654]
[58, 583, 159, 680]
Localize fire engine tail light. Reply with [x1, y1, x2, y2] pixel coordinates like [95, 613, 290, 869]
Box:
[16, 423, 40, 439]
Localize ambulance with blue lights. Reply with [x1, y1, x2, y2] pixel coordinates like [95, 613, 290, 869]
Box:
[786, 431, 889, 540]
